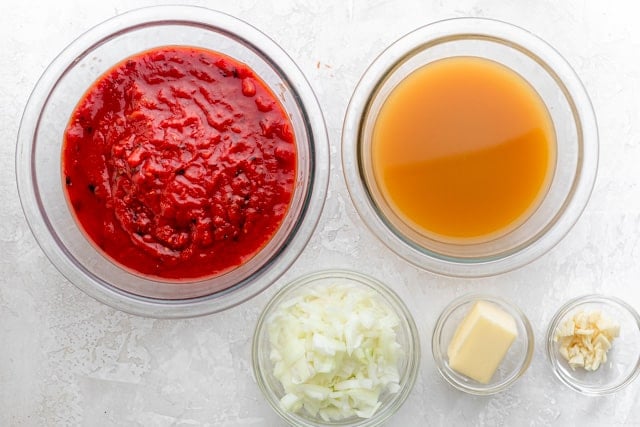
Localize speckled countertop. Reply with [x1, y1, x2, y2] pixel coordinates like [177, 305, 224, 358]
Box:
[2, 0, 640, 425]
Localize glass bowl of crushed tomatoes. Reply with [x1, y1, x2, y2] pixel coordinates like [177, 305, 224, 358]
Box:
[16, 6, 329, 317]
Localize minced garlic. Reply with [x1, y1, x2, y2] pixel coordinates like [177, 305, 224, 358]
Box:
[553, 309, 620, 371]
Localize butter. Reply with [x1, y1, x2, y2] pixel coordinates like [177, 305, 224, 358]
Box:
[447, 300, 518, 384]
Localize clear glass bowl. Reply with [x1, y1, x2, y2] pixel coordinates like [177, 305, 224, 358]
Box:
[342, 18, 598, 277]
[431, 294, 534, 395]
[546, 294, 640, 395]
[252, 269, 420, 426]
[15, 6, 329, 318]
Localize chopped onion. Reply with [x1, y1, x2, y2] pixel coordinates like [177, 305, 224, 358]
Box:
[266, 281, 402, 421]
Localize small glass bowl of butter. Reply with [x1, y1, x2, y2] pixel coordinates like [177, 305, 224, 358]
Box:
[431, 294, 534, 395]
[545, 294, 640, 395]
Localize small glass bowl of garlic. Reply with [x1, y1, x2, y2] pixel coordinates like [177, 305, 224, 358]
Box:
[546, 294, 640, 395]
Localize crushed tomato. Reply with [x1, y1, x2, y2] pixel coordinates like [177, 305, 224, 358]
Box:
[62, 46, 296, 280]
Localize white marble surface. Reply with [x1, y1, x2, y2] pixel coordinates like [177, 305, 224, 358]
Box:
[2, 0, 640, 425]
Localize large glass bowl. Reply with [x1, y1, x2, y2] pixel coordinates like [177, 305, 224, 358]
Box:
[342, 18, 598, 277]
[15, 6, 329, 318]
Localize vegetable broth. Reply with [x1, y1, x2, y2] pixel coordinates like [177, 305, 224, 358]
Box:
[372, 56, 555, 241]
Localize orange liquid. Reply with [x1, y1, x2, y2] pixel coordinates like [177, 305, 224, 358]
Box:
[372, 57, 555, 241]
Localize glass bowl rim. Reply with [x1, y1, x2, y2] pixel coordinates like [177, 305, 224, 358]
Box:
[15, 5, 329, 318]
[251, 268, 421, 427]
[341, 17, 598, 278]
[431, 293, 535, 395]
[544, 293, 640, 395]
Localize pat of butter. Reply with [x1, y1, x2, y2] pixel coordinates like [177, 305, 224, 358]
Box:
[447, 300, 518, 384]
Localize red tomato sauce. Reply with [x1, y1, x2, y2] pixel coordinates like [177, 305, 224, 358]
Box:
[62, 46, 296, 280]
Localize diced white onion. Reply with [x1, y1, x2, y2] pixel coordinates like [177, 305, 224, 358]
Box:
[266, 281, 403, 421]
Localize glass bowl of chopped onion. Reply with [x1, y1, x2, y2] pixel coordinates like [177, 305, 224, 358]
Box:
[251, 269, 420, 426]
[545, 294, 640, 395]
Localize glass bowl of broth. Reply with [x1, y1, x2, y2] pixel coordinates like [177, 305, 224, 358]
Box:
[342, 18, 598, 277]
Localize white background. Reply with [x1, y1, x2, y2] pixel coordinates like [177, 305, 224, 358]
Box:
[2, 0, 640, 425]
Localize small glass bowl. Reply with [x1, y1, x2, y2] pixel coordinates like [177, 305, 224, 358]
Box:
[545, 294, 640, 395]
[252, 269, 420, 427]
[431, 294, 534, 395]
[15, 6, 329, 318]
[342, 18, 598, 277]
